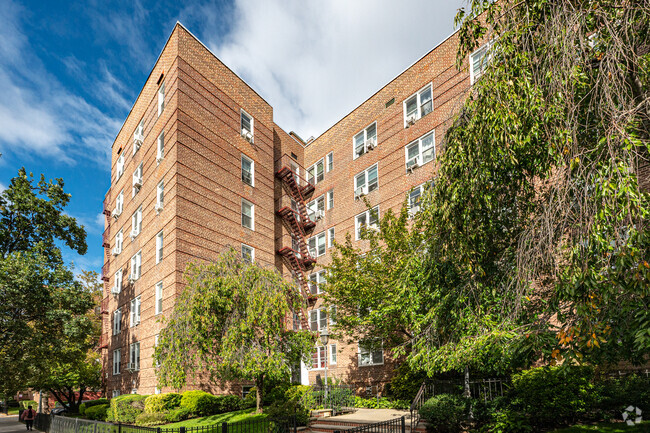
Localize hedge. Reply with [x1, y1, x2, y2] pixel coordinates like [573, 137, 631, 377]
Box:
[165, 407, 192, 423]
[18, 401, 37, 410]
[179, 391, 244, 417]
[107, 394, 148, 423]
[144, 393, 182, 414]
[80, 399, 109, 415]
[135, 412, 169, 426]
[419, 394, 466, 433]
[84, 404, 109, 421]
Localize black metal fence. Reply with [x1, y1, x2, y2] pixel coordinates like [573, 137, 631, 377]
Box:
[334, 417, 405, 433]
[299, 385, 356, 414]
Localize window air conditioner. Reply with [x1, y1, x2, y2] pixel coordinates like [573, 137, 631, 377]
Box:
[133, 132, 144, 147]
[242, 130, 254, 143]
[130, 229, 138, 240]
[132, 176, 143, 189]
[406, 156, 421, 172]
[127, 362, 137, 372]
[408, 205, 421, 218]
[366, 138, 376, 150]
[112, 246, 120, 256]
[112, 208, 121, 219]
[128, 275, 137, 284]
[156, 153, 163, 164]
[111, 285, 120, 295]
[356, 147, 365, 157]
[355, 186, 368, 200]
[155, 203, 164, 214]
[314, 210, 325, 221]
[405, 115, 417, 127]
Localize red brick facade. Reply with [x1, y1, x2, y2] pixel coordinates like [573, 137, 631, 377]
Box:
[101, 23, 475, 397]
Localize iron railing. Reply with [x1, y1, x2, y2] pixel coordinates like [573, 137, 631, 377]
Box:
[334, 417, 405, 433]
[299, 384, 356, 415]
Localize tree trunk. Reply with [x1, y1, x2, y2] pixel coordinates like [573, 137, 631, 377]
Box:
[255, 375, 265, 414]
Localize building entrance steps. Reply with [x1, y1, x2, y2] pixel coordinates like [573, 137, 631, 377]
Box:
[307, 409, 426, 433]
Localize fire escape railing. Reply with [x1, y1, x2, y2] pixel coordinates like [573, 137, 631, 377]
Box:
[100, 189, 111, 359]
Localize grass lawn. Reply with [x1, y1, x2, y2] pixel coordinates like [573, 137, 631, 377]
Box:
[8, 408, 20, 415]
[554, 421, 650, 432]
[165, 408, 267, 428]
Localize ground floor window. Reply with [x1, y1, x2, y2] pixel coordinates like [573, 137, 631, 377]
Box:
[358, 342, 383, 366]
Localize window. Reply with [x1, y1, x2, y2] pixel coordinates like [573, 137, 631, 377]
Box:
[155, 282, 163, 315]
[308, 232, 326, 257]
[113, 269, 122, 294]
[241, 155, 254, 186]
[158, 81, 165, 116]
[131, 207, 142, 239]
[355, 206, 379, 240]
[156, 181, 164, 211]
[330, 344, 337, 364]
[156, 231, 163, 264]
[307, 159, 324, 185]
[130, 251, 141, 281]
[155, 388, 161, 395]
[115, 190, 124, 216]
[327, 190, 334, 210]
[405, 130, 435, 171]
[408, 183, 430, 216]
[309, 270, 327, 295]
[241, 199, 254, 230]
[307, 195, 325, 221]
[240, 110, 254, 143]
[113, 309, 122, 335]
[353, 122, 377, 159]
[358, 342, 384, 366]
[131, 389, 138, 395]
[113, 349, 121, 375]
[112, 390, 120, 398]
[311, 345, 326, 369]
[154, 334, 160, 367]
[157, 131, 165, 162]
[326, 152, 333, 172]
[116, 153, 125, 180]
[470, 42, 492, 84]
[242, 244, 254, 263]
[309, 309, 328, 332]
[132, 163, 143, 197]
[328, 227, 335, 248]
[133, 119, 144, 155]
[403, 83, 433, 127]
[129, 342, 140, 371]
[114, 230, 123, 255]
[130, 296, 141, 327]
[354, 164, 379, 197]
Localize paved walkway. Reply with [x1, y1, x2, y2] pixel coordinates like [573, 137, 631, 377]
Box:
[0, 416, 28, 433]
[327, 408, 413, 423]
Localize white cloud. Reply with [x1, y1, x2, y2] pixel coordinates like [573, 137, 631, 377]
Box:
[198, 0, 464, 138]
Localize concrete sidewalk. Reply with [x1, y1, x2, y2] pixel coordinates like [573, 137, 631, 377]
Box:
[0, 416, 29, 433]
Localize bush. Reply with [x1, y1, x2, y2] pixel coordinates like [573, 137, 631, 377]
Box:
[419, 394, 466, 433]
[84, 404, 109, 421]
[265, 400, 309, 426]
[80, 399, 109, 415]
[243, 388, 258, 409]
[108, 394, 148, 424]
[180, 390, 219, 416]
[135, 412, 169, 426]
[353, 396, 409, 410]
[264, 383, 290, 405]
[510, 365, 595, 428]
[166, 407, 192, 423]
[18, 401, 37, 410]
[144, 393, 182, 414]
[215, 395, 244, 413]
[389, 362, 428, 401]
[595, 374, 650, 419]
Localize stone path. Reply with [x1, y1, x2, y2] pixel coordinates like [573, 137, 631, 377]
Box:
[326, 408, 413, 423]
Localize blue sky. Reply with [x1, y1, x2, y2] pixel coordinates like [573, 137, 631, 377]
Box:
[0, 0, 463, 275]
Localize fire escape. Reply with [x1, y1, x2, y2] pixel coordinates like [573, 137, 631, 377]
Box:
[275, 154, 318, 329]
[99, 189, 111, 350]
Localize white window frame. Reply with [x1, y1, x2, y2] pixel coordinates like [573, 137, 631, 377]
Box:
[155, 281, 163, 315]
[355, 206, 379, 241]
[327, 190, 334, 210]
[113, 308, 122, 335]
[131, 206, 142, 239]
[156, 181, 164, 212]
[155, 387, 161, 395]
[328, 227, 335, 248]
[241, 199, 255, 230]
[309, 308, 328, 332]
[330, 343, 337, 365]
[113, 269, 123, 294]
[133, 119, 144, 155]
[130, 251, 141, 281]
[116, 190, 124, 215]
[311, 345, 326, 370]
[130, 296, 141, 327]
[129, 342, 140, 371]
[403, 83, 433, 127]
[308, 270, 327, 295]
[241, 154, 254, 187]
[157, 80, 165, 116]
[470, 41, 494, 85]
[132, 163, 143, 197]
[354, 164, 379, 196]
[358, 342, 384, 367]
[307, 159, 325, 185]
[157, 131, 165, 163]
[307, 195, 325, 221]
[308, 232, 326, 257]
[113, 349, 121, 375]
[156, 231, 163, 264]
[326, 152, 333, 172]
[408, 182, 430, 217]
[353, 122, 377, 159]
[114, 230, 123, 255]
[116, 153, 125, 181]
[241, 244, 254, 263]
[405, 130, 435, 171]
[240, 109, 254, 142]
[112, 390, 120, 398]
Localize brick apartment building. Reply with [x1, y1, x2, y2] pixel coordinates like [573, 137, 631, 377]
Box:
[100, 22, 488, 397]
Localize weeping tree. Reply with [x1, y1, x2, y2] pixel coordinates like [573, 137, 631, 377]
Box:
[154, 248, 314, 413]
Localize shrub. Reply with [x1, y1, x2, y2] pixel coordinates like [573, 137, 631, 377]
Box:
[285, 386, 310, 403]
[84, 404, 109, 421]
[166, 407, 192, 423]
[265, 400, 309, 426]
[419, 394, 466, 433]
[180, 390, 219, 416]
[80, 399, 109, 415]
[389, 362, 428, 401]
[135, 412, 169, 426]
[488, 408, 533, 433]
[145, 393, 182, 414]
[353, 396, 409, 410]
[108, 394, 148, 424]
[264, 383, 290, 405]
[19, 401, 37, 410]
[215, 395, 244, 413]
[243, 388, 258, 409]
[510, 365, 595, 428]
[595, 374, 650, 419]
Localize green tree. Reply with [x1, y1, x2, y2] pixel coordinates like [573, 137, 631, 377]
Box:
[0, 168, 93, 397]
[155, 248, 314, 413]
